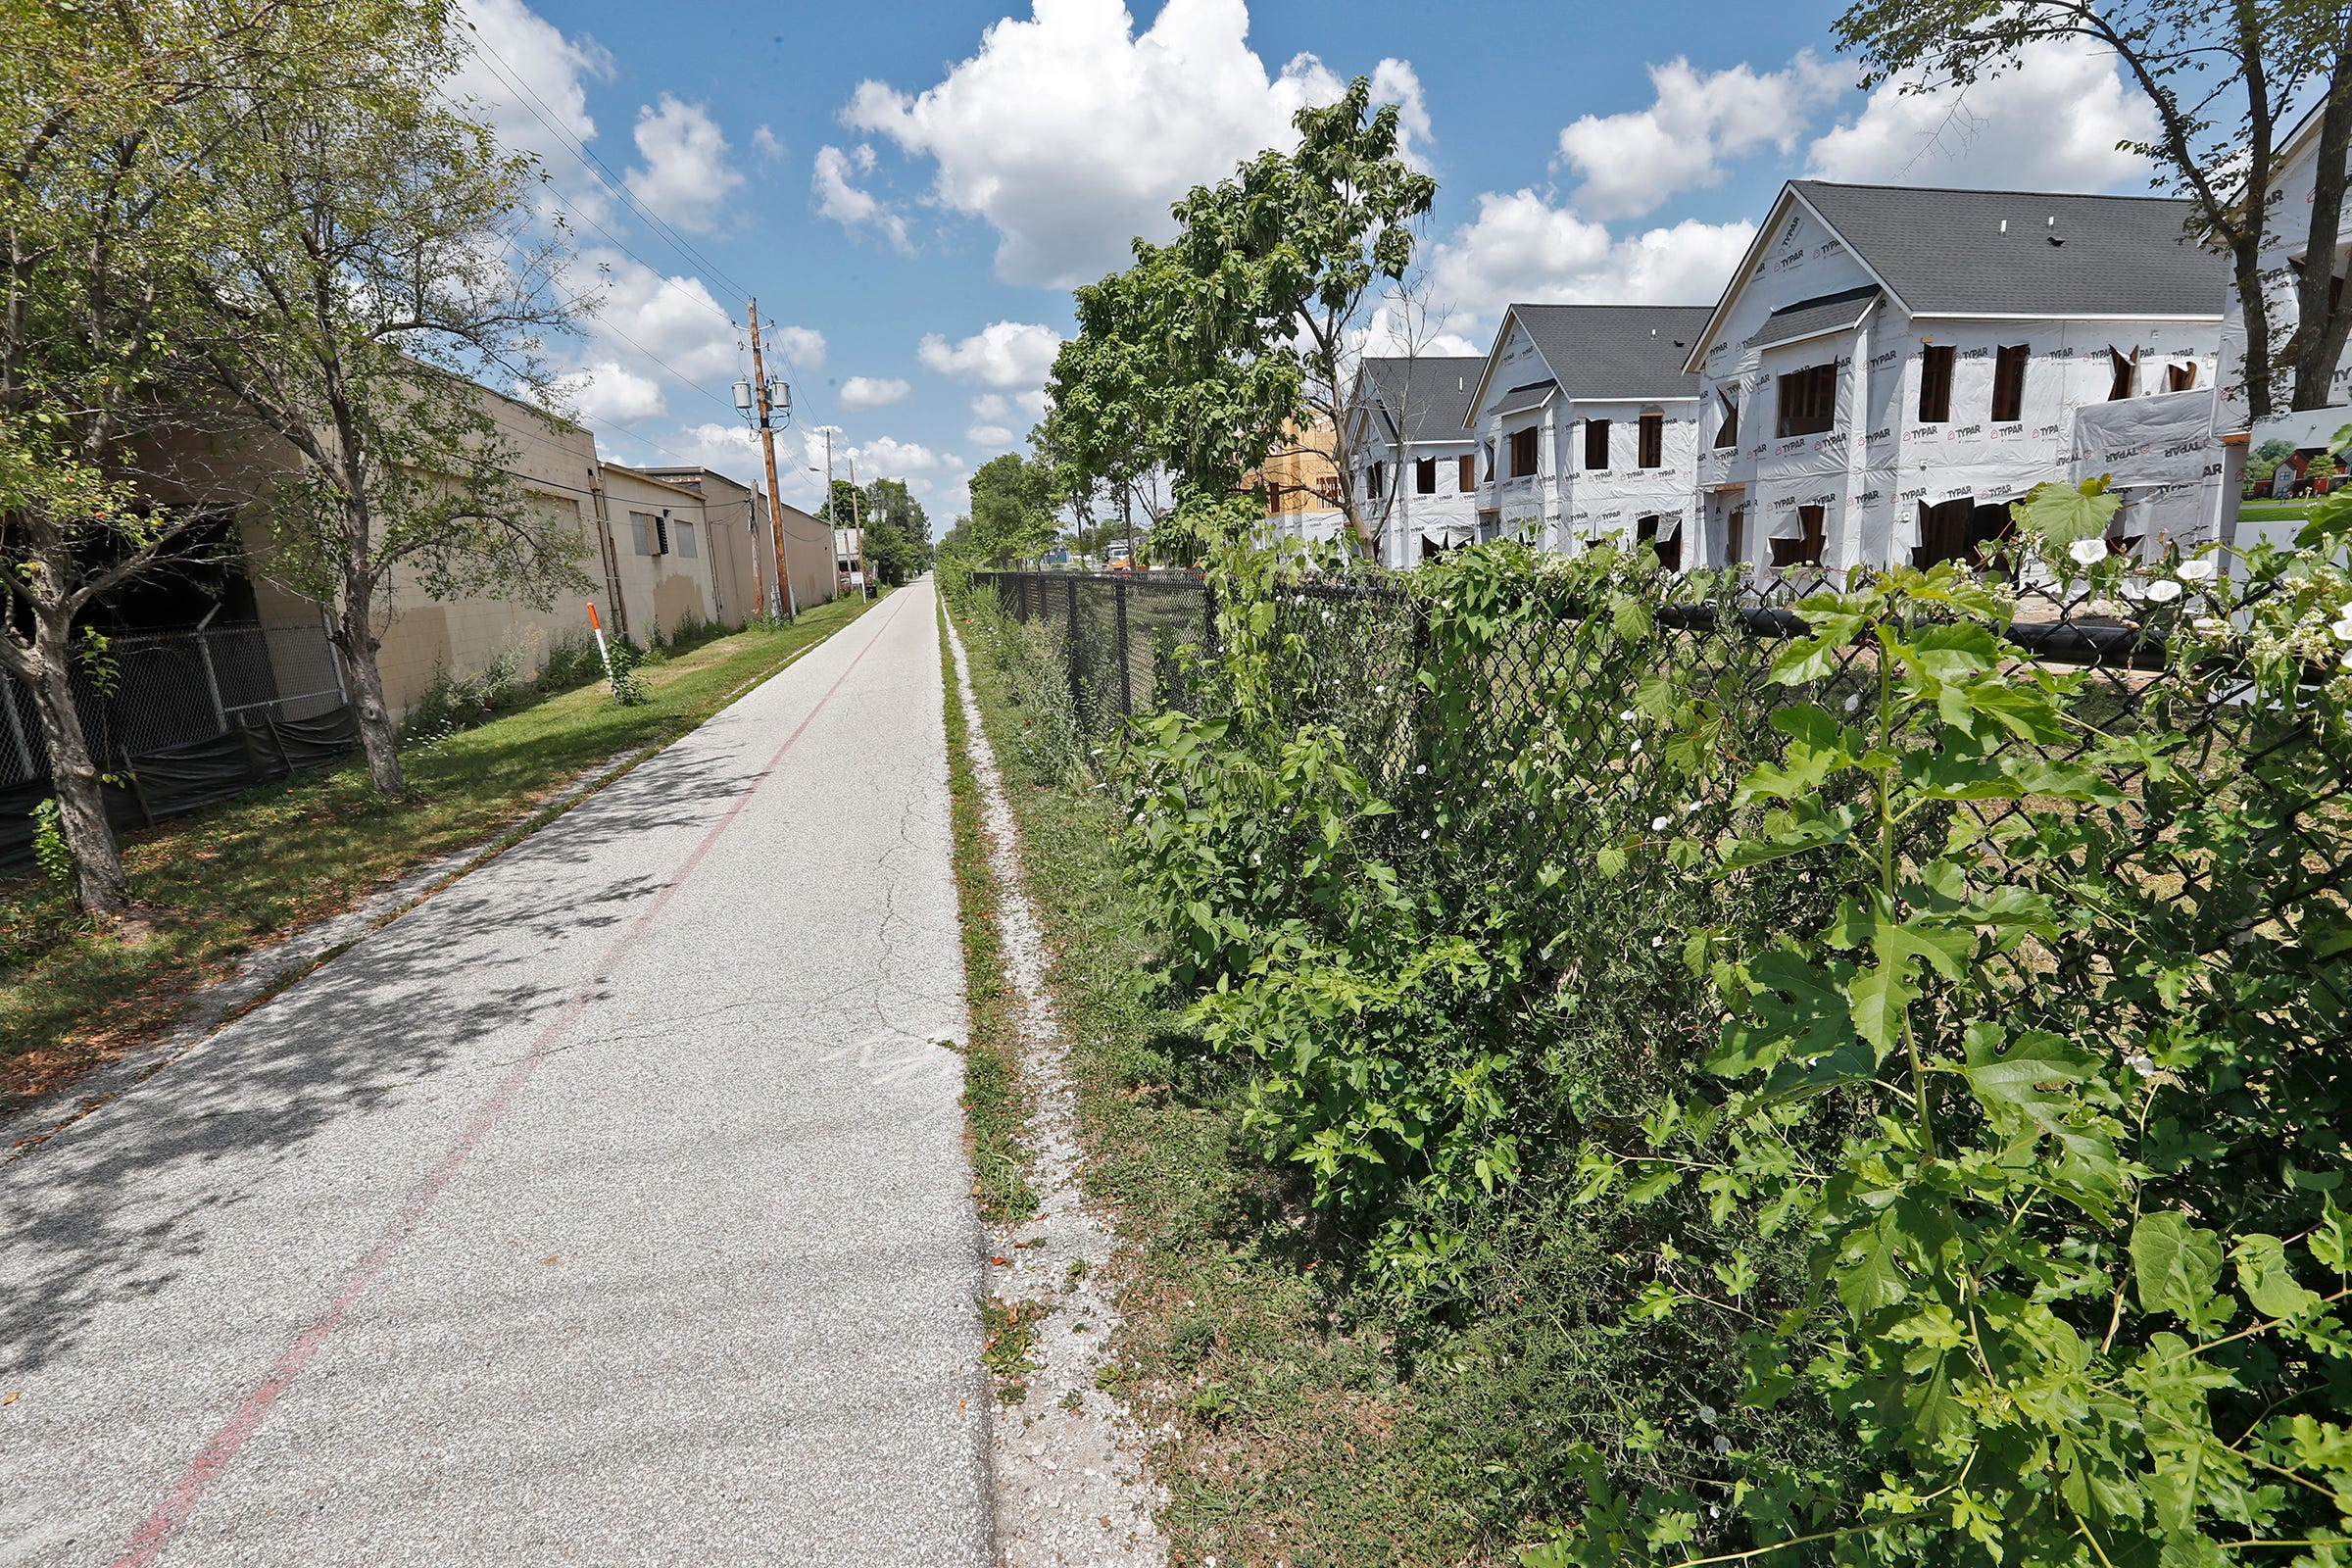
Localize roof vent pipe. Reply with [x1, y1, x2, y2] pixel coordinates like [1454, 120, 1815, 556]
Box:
[2000, 219, 2009, 233]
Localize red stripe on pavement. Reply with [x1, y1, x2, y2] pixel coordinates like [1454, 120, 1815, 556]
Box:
[112, 591, 919, 1567]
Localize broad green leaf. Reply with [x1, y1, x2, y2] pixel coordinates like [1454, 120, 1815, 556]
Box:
[1847, 960, 1918, 1060]
[1838, 1220, 1910, 1314]
[2013, 475, 2120, 547]
[1708, 950, 1858, 1079]
[2132, 1212, 2225, 1321]
[1960, 1027, 2093, 1133]
[2230, 1233, 2322, 1321]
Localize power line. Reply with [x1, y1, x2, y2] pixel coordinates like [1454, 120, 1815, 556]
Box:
[460, 35, 756, 310]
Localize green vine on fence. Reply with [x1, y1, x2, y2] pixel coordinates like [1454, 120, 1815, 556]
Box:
[1104, 501, 2352, 1564]
[1535, 550, 2352, 1567]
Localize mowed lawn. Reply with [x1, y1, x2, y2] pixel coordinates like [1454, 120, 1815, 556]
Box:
[2238, 498, 2317, 524]
[1, 592, 884, 1115]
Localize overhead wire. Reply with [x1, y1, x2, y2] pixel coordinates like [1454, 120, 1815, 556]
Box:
[459, 34, 755, 310]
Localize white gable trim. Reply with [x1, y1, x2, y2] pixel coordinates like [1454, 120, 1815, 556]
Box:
[1464, 305, 1543, 431]
[1682, 183, 1913, 374]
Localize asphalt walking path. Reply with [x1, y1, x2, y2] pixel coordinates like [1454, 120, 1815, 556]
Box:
[0, 582, 991, 1567]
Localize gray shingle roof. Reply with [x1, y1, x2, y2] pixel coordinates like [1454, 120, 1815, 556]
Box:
[1509, 304, 1714, 404]
[1357, 356, 1484, 441]
[1789, 181, 2224, 318]
[1757, 284, 1883, 347]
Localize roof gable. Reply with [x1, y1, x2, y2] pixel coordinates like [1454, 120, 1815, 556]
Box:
[1473, 304, 1711, 425]
[1355, 355, 1484, 442]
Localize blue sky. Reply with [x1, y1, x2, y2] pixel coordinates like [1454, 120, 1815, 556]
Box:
[467, 0, 2162, 520]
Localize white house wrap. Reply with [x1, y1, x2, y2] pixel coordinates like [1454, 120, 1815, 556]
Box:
[1463, 304, 1713, 564]
[2072, 389, 2230, 559]
[1687, 181, 2229, 575]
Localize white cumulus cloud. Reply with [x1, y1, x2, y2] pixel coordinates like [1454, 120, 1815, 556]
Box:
[752, 124, 785, 161]
[767, 324, 826, 372]
[841, 0, 1424, 286]
[624, 95, 743, 234]
[813, 144, 911, 251]
[552, 361, 667, 423]
[451, 0, 612, 171]
[967, 421, 1016, 447]
[852, 435, 949, 474]
[577, 248, 738, 382]
[840, 375, 912, 410]
[1806, 36, 2154, 190]
[918, 321, 1064, 388]
[1428, 190, 1754, 325]
[1559, 52, 1847, 220]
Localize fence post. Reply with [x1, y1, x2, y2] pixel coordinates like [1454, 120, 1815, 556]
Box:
[1114, 575, 1133, 716]
[1065, 574, 1083, 710]
[1202, 578, 1219, 662]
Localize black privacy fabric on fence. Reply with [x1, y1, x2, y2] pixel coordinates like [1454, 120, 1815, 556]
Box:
[969, 564, 2351, 1037]
[0, 706, 357, 868]
[4, 618, 354, 869]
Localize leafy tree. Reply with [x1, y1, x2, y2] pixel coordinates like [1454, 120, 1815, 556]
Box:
[858, 477, 928, 585]
[0, 0, 299, 916]
[1047, 77, 1434, 557]
[1833, 0, 2352, 417]
[959, 453, 1060, 566]
[186, 0, 584, 801]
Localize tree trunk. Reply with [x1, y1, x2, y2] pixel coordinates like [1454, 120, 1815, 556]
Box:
[19, 620, 129, 916]
[2293, 26, 2352, 411]
[335, 588, 404, 801]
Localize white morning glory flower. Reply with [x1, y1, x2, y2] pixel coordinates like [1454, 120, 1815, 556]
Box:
[1713, 1435, 1732, 1455]
[2069, 536, 2110, 566]
[2334, 617, 2352, 643]
[1698, 1404, 1718, 1426]
[1843, 693, 1861, 713]
[2145, 579, 2182, 604]
[1651, 815, 1670, 831]
[2178, 557, 2217, 582]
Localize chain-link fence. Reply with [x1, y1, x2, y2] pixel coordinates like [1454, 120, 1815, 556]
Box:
[4, 619, 354, 866]
[972, 562, 2349, 1038]
[972, 569, 1217, 735]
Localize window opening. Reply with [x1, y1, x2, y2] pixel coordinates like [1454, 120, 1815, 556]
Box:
[1990, 344, 2029, 422]
[1918, 344, 1954, 423]
[1776, 364, 1836, 437]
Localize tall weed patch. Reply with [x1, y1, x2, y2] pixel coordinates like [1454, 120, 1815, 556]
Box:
[1115, 529, 2352, 1565]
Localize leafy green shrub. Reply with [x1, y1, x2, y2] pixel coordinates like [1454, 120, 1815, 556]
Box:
[31, 798, 74, 891]
[535, 629, 601, 691]
[1532, 550, 2352, 1566]
[606, 637, 648, 708]
[400, 644, 532, 743]
[1119, 519, 2352, 1566]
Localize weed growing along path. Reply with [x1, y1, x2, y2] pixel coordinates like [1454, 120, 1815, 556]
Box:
[950, 598, 1521, 1566]
[940, 600, 1166, 1567]
[1, 592, 884, 1115]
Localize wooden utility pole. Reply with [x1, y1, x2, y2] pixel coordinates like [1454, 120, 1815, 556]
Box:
[748, 299, 799, 623]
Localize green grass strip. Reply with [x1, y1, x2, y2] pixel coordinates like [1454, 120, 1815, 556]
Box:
[937, 597, 1038, 1227]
